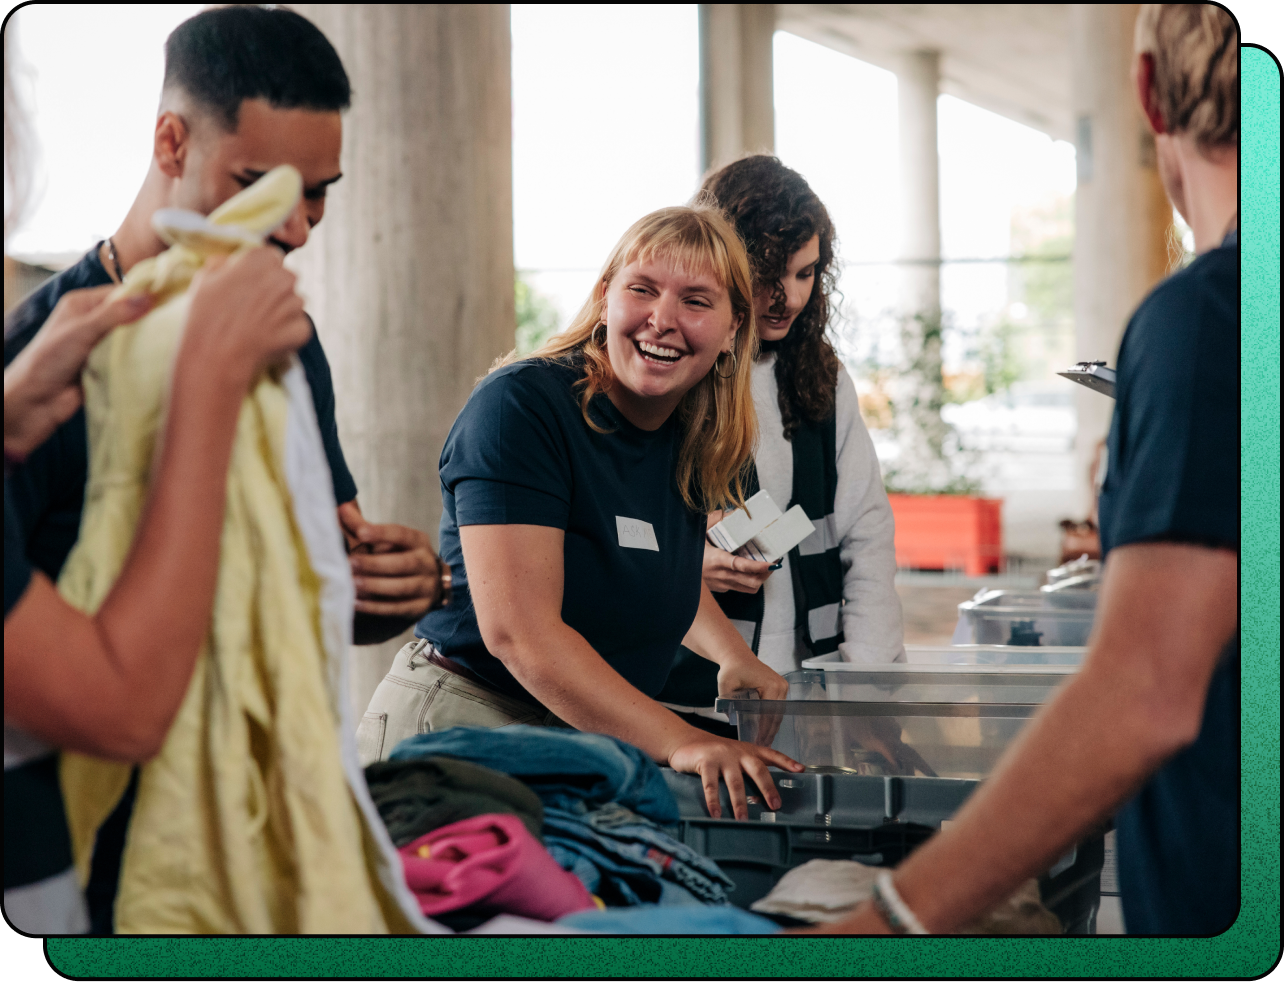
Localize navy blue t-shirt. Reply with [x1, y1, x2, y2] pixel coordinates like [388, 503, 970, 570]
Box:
[4, 480, 32, 617]
[415, 358, 706, 703]
[5, 480, 80, 903]
[2, 245, 357, 587]
[1099, 232, 1239, 935]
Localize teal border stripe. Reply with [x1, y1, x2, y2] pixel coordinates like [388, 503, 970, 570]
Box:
[43, 44, 1282, 982]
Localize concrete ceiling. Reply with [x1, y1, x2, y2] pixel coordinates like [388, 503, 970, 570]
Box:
[776, 4, 1073, 142]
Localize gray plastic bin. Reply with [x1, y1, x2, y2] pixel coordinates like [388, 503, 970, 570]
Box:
[661, 769, 1104, 934]
[956, 589, 1097, 646]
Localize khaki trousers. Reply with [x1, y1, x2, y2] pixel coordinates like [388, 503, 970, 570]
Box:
[357, 638, 565, 765]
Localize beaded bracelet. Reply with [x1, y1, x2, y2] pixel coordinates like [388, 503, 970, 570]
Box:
[872, 871, 929, 935]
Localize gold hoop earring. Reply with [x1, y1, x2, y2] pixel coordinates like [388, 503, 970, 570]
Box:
[592, 322, 607, 346]
[714, 350, 737, 379]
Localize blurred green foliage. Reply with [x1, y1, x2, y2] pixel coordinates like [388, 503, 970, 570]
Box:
[976, 319, 1024, 398]
[882, 309, 982, 496]
[515, 274, 560, 355]
[1011, 194, 1073, 329]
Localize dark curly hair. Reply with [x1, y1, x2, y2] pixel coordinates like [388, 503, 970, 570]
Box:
[700, 155, 840, 439]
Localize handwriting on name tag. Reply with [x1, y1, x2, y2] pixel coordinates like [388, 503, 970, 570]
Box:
[615, 516, 659, 552]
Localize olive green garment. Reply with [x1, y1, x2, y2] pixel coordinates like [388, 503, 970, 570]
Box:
[365, 757, 544, 848]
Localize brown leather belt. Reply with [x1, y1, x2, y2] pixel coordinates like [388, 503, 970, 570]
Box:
[415, 639, 548, 714]
[425, 648, 496, 690]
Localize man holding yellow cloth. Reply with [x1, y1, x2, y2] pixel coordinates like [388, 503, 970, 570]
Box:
[4, 7, 446, 933]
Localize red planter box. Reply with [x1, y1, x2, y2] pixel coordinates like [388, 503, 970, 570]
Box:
[887, 494, 1003, 576]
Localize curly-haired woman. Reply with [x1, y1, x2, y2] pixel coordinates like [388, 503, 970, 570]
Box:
[659, 156, 905, 735]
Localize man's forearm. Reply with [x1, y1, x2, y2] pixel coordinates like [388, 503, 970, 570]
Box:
[886, 661, 1181, 932]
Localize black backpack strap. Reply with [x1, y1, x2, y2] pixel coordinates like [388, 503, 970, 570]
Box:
[789, 412, 844, 655]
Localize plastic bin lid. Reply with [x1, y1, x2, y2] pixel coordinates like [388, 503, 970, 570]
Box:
[959, 589, 1096, 618]
[717, 669, 1065, 719]
[801, 646, 1085, 672]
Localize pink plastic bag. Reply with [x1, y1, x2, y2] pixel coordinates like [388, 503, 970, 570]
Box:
[398, 813, 596, 920]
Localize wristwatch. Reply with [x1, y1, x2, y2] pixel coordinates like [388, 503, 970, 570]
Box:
[435, 556, 454, 609]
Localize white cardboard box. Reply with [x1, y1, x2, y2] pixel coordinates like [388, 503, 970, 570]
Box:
[707, 491, 818, 565]
[706, 489, 780, 552]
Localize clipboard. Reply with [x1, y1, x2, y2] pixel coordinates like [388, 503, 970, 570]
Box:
[1057, 361, 1116, 398]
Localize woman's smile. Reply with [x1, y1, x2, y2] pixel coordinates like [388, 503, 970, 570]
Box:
[634, 338, 687, 365]
[599, 257, 740, 429]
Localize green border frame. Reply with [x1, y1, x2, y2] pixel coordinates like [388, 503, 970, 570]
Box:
[39, 43, 1281, 982]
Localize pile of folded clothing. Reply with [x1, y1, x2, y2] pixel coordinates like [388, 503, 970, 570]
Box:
[365, 755, 596, 930]
[370, 725, 736, 925]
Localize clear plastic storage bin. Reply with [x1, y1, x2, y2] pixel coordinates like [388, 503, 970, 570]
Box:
[717, 668, 1068, 781]
[802, 645, 1086, 672]
[955, 589, 1097, 646]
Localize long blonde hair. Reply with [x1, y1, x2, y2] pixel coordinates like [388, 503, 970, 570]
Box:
[495, 205, 759, 514]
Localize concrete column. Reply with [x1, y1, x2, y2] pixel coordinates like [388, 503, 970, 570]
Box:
[699, 4, 776, 174]
[1071, 4, 1171, 515]
[896, 50, 942, 317]
[288, 5, 515, 719]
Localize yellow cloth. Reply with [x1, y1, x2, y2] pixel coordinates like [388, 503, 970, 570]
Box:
[57, 167, 416, 934]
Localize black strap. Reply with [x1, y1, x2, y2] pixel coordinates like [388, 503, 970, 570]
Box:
[4, 754, 75, 890]
[787, 412, 845, 655]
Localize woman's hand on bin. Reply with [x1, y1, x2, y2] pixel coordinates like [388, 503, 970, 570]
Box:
[668, 734, 803, 820]
[716, 652, 788, 749]
[716, 652, 788, 702]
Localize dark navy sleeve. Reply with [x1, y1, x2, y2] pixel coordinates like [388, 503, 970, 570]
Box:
[1099, 250, 1238, 554]
[297, 319, 358, 505]
[5, 248, 112, 368]
[5, 480, 34, 617]
[439, 366, 573, 529]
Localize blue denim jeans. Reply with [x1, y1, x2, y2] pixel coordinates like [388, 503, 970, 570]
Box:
[543, 803, 733, 907]
[388, 725, 679, 823]
[560, 905, 779, 934]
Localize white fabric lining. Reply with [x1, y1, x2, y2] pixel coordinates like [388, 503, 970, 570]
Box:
[280, 361, 446, 935]
[3, 866, 89, 935]
[3, 724, 54, 771]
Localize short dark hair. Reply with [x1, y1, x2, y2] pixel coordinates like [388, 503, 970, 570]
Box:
[163, 6, 351, 131]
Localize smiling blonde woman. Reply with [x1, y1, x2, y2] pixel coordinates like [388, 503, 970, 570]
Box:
[360, 205, 803, 818]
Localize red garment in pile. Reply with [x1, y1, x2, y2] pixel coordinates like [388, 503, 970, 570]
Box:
[398, 813, 595, 920]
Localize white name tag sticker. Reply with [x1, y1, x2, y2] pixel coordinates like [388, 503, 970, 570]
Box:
[616, 516, 660, 552]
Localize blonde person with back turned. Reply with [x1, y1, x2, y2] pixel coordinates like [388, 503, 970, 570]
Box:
[809, 4, 1240, 936]
[362, 207, 804, 820]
